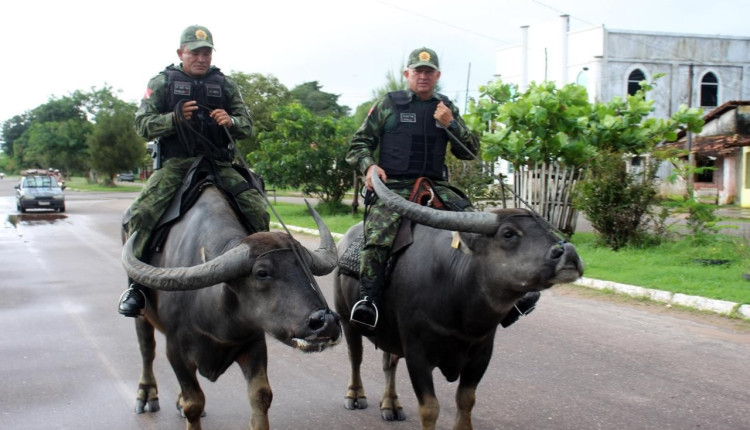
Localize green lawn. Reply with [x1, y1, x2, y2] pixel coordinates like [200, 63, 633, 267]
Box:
[571, 233, 750, 305]
[268, 202, 362, 235]
[269, 201, 750, 305]
[64, 176, 143, 192]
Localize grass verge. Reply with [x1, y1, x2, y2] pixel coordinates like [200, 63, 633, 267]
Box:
[65, 176, 142, 192]
[568, 233, 750, 305]
[268, 201, 361, 235]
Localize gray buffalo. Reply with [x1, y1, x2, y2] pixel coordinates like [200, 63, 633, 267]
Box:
[334, 173, 583, 430]
[122, 186, 341, 430]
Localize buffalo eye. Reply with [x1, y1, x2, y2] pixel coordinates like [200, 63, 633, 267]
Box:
[256, 269, 270, 279]
[502, 230, 516, 239]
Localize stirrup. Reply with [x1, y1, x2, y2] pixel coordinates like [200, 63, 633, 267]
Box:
[515, 302, 536, 317]
[350, 298, 379, 328]
[118, 288, 147, 316]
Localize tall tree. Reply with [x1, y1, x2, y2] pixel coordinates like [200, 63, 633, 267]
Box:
[87, 103, 145, 185]
[352, 67, 409, 126]
[230, 72, 292, 155]
[290, 81, 350, 118]
[1, 112, 31, 158]
[371, 67, 408, 99]
[17, 96, 92, 174]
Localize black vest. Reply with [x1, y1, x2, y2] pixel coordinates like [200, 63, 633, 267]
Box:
[378, 91, 449, 180]
[160, 66, 233, 161]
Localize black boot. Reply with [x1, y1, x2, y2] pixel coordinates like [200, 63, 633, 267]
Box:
[350, 276, 382, 332]
[118, 282, 146, 317]
[500, 291, 540, 328]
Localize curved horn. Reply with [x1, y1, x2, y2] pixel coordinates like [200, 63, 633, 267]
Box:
[371, 171, 501, 235]
[121, 232, 254, 291]
[303, 199, 339, 275]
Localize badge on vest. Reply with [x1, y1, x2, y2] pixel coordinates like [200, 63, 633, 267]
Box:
[206, 84, 222, 98]
[400, 113, 417, 123]
[173, 82, 191, 96]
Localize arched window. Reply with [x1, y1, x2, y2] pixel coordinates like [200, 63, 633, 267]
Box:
[700, 72, 718, 107]
[627, 69, 646, 96]
[576, 69, 589, 87]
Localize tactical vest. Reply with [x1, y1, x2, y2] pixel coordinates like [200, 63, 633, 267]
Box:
[160, 66, 233, 161]
[378, 91, 449, 180]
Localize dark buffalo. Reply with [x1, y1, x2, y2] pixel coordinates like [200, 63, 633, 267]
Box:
[334, 173, 583, 430]
[122, 186, 341, 430]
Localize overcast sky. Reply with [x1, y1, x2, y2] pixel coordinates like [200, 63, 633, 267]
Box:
[2, 0, 748, 124]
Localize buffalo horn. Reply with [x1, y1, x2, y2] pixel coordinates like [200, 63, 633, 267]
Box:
[370, 171, 501, 234]
[122, 232, 254, 291]
[303, 199, 338, 275]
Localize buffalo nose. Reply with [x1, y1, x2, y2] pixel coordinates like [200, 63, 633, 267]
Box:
[308, 309, 339, 331]
[549, 243, 565, 259]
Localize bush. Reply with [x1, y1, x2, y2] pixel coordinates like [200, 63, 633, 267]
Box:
[574, 151, 662, 250]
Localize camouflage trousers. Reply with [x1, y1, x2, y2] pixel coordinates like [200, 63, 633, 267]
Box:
[360, 179, 473, 279]
[126, 157, 270, 260]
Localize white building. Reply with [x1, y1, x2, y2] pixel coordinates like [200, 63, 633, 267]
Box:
[495, 16, 750, 206]
[496, 15, 750, 116]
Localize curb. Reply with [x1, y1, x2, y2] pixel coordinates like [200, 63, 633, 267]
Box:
[274, 223, 750, 322]
[574, 277, 750, 321]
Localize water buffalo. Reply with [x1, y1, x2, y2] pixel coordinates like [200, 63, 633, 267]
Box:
[334, 173, 583, 430]
[122, 186, 341, 430]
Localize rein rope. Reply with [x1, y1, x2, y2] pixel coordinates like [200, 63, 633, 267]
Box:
[175, 102, 332, 309]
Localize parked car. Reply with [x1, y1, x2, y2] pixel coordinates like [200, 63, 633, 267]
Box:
[15, 175, 66, 213]
[117, 172, 135, 182]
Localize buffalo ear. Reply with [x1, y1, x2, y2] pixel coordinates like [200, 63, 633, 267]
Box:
[455, 231, 484, 255]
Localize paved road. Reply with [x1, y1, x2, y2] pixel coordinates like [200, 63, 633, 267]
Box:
[1, 180, 749, 429]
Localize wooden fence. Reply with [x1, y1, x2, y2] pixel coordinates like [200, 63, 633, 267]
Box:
[511, 162, 584, 234]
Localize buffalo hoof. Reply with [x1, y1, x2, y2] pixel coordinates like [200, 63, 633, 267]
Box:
[135, 398, 160, 414]
[344, 396, 368, 410]
[381, 407, 406, 421]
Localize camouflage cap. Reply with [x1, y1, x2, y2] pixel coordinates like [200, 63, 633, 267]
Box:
[407, 47, 439, 70]
[180, 25, 214, 50]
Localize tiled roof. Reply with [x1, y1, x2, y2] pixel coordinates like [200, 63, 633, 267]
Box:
[665, 101, 750, 155]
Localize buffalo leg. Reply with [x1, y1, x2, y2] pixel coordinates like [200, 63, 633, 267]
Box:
[380, 352, 405, 421]
[453, 385, 476, 430]
[236, 343, 272, 430]
[453, 341, 493, 430]
[404, 357, 439, 430]
[134, 317, 159, 413]
[342, 316, 368, 410]
[166, 341, 205, 430]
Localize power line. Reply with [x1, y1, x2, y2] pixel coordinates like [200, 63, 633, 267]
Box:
[373, 0, 511, 44]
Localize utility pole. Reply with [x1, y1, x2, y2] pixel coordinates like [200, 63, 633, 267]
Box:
[687, 63, 695, 197]
[464, 62, 471, 113]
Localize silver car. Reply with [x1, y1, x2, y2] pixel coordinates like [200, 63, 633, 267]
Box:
[15, 175, 66, 213]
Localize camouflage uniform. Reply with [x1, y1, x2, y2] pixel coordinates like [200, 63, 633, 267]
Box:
[127, 63, 269, 259]
[345, 89, 479, 280]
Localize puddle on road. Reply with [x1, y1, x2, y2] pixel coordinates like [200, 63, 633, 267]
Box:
[5, 213, 68, 229]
